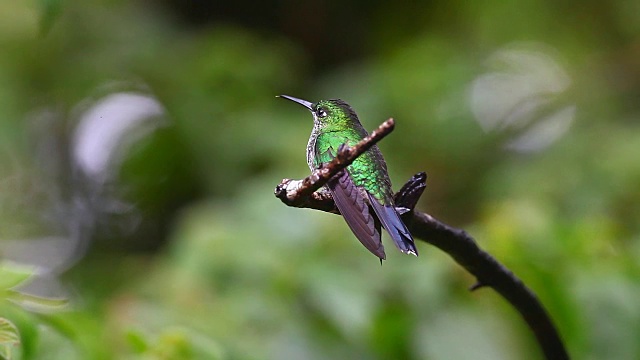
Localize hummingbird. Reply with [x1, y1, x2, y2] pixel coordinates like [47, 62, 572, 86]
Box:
[279, 95, 418, 260]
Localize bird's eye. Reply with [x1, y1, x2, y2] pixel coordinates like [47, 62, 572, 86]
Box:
[317, 108, 327, 118]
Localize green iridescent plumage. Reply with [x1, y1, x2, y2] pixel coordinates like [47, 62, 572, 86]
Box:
[312, 103, 392, 204]
[279, 95, 418, 260]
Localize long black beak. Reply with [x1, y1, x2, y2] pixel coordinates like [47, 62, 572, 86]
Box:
[277, 95, 313, 110]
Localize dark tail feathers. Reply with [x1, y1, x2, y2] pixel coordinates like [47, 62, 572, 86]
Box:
[368, 194, 418, 256]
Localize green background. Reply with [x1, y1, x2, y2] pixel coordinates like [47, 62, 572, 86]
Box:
[0, 1, 639, 359]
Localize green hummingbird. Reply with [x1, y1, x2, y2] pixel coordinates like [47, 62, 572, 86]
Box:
[279, 95, 418, 260]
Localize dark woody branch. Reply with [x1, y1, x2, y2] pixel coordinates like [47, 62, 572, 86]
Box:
[274, 119, 569, 360]
[396, 174, 568, 360]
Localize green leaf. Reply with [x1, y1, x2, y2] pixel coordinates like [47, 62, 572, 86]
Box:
[125, 329, 150, 354]
[37, 0, 63, 36]
[0, 263, 34, 291]
[151, 329, 193, 360]
[0, 305, 39, 360]
[5, 290, 68, 312]
[0, 317, 20, 360]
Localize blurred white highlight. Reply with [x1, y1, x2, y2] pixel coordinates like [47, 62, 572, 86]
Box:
[73, 92, 165, 183]
[470, 43, 574, 152]
[1, 91, 167, 299]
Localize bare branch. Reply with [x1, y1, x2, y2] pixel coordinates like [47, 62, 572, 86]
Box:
[273, 119, 569, 360]
[393, 171, 427, 214]
[274, 183, 339, 213]
[406, 208, 568, 360]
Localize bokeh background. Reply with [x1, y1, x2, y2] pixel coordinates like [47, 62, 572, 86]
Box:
[1, 0, 639, 359]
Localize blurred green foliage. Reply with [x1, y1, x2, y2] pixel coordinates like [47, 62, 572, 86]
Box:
[0, 0, 639, 359]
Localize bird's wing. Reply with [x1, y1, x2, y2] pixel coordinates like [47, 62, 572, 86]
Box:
[367, 193, 418, 256]
[328, 170, 385, 260]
